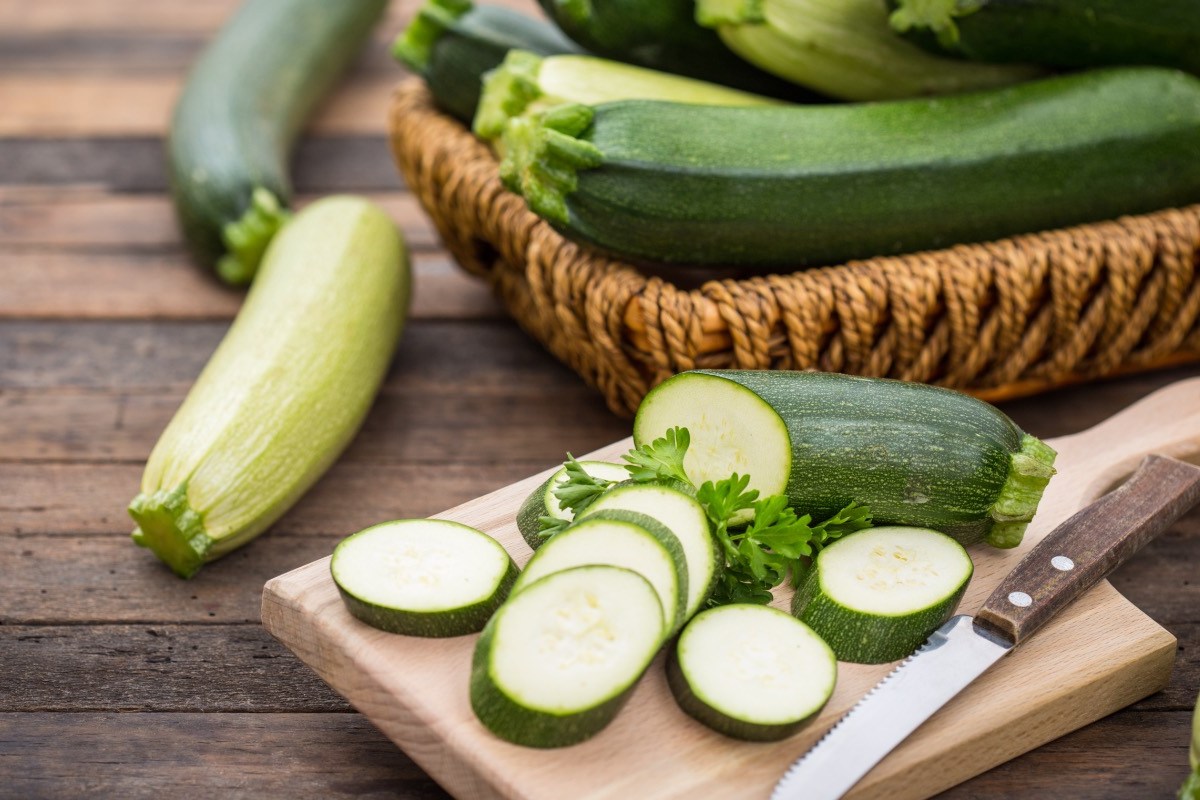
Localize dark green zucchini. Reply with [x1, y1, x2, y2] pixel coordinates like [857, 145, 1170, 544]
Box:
[889, 0, 1200, 75]
[500, 68, 1200, 268]
[633, 370, 1057, 548]
[535, 0, 815, 100]
[167, 0, 387, 286]
[394, 0, 582, 125]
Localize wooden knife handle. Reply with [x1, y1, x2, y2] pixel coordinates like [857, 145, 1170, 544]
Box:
[976, 455, 1200, 646]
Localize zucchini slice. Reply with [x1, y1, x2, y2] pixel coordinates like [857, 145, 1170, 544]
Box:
[331, 519, 517, 637]
[514, 510, 688, 635]
[791, 526, 973, 664]
[667, 604, 836, 741]
[634, 370, 1056, 548]
[471, 565, 665, 748]
[516, 460, 629, 551]
[579, 482, 719, 619]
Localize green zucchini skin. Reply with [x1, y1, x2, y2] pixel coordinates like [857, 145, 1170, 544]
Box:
[394, 0, 583, 125]
[168, 0, 387, 285]
[534, 0, 816, 100]
[501, 68, 1200, 268]
[889, 0, 1200, 75]
[637, 370, 1056, 547]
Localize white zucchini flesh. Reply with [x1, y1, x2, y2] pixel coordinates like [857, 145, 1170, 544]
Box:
[669, 604, 836, 741]
[580, 483, 717, 619]
[543, 461, 630, 521]
[633, 371, 791, 501]
[331, 519, 516, 637]
[471, 565, 665, 747]
[513, 514, 684, 634]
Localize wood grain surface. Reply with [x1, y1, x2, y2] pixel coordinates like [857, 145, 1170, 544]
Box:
[1, 0, 1199, 798]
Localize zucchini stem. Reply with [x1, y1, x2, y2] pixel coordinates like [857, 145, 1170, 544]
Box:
[499, 104, 602, 226]
[391, 0, 472, 71]
[987, 435, 1057, 549]
[474, 50, 543, 139]
[888, 0, 983, 48]
[217, 188, 290, 286]
[129, 483, 213, 579]
[696, 0, 765, 27]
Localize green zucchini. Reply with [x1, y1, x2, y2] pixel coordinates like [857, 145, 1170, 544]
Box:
[473, 49, 775, 140]
[633, 371, 1056, 548]
[888, 0, 1200, 76]
[513, 510, 688, 635]
[695, 0, 1039, 101]
[129, 197, 410, 577]
[168, 0, 387, 286]
[394, 0, 583, 125]
[667, 604, 836, 740]
[534, 0, 815, 100]
[1185, 690, 1200, 799]
[331, 519, 517, 637]
[471, 565, 665, 748]
[791, 527, 973, 663]
[578, 482, 718, 620]
[516, 460, 629, 550]
[500, 68, 1200, 268]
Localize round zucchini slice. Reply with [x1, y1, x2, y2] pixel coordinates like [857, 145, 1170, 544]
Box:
[331, 519, 516, 637]
[516, 460, 629, 550]
[667, 604, 837, 741]
[471, 564, 665, 748]
[514, 510, 688, 635]
[792, 526, 974, 663]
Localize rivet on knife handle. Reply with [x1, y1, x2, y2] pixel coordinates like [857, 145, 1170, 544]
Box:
[976, 455, 1200, 645]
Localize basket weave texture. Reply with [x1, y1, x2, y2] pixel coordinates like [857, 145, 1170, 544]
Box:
[389, 80, 1200, 417]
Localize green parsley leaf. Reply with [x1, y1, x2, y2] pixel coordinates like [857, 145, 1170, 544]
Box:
[536, 515, 570, 538]
[551, 454, 616, 517]
[811, 501, 873, 543]
[623, 427, 691, 485]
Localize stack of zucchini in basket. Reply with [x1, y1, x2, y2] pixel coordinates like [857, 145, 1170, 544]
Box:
[396, 0, 1200, 270]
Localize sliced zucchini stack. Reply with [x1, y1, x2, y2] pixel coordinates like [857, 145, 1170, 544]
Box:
[579, 482, 718, 619]
[668, 605, 836, 741]
[514, 510, 688, 635]
[471, 565, 665, 748]
[635, 370, 1056, 548]
[516, 460, 628, 550]
[331, 520, 516, 637]
[791, 526, 973, 663]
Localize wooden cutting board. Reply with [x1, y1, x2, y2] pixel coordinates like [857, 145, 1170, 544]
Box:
[261, 377, 1200, 800]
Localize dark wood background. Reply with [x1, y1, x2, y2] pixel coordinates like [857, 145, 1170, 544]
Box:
[1, 0, 1196, 797]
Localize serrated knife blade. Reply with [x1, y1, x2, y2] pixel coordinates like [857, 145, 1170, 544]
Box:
[770, 454, 1200, 800]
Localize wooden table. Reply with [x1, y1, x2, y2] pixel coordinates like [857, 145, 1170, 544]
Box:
[1, 1, 1196, 797]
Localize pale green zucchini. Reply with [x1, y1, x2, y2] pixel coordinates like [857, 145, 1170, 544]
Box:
[129, 196, 410, 577]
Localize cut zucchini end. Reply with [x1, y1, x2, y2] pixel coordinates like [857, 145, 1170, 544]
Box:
[217, 187, 290, 287]
[473, 49, 544, 139]
[986, 434, 1057, 549]
[695, 0, 765, 28]
[128, 483, 212, 579]
[391, 0, 473, 71]
[498, 104, 602, 227]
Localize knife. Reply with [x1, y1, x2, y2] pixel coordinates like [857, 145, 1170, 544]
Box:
[771, 454, 1200, 800]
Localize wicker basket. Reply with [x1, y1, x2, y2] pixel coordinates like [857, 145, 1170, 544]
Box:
[389, 79, 1200, 417]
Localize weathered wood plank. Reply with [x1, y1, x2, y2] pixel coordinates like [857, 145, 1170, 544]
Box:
[0, 250, 497, 321]
[0, 712, 449, 799]
[0, 188, 438, 251]
[0, 137, 405, 192]
[0, 625, 347, 711]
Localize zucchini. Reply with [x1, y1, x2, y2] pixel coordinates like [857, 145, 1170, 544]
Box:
[667, 604, 836, 740]
[471, 565, 665, 748]
[513, 510, 688, 635]
[1186, 689, 1200, 799]
[633, 371, 1056, 548]
[331, 520, 517, 637]
[516, 460, 628, 550]
[129, 197, 410, 578]
[168, 0, 387, 285]
[473, 49, 775, 140]
[790, 526, 973, 663]
[888, 0, 1200, 76]
[500, 68, 1200, 268]
[534, 0, 815, 100]
[394, 0, 582, 125]
[695, 0, 1039, 101]
[578, 482, 719, 620]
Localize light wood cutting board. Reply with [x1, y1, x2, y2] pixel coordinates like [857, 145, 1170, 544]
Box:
[262, 377, 1200, 800]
